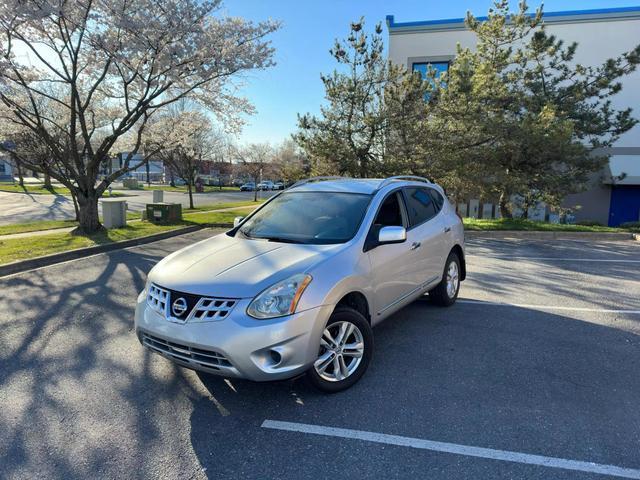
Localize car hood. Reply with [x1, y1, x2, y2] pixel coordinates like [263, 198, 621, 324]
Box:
[148, 233, 341, 298]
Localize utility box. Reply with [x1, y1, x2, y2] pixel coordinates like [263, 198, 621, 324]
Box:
[123, 178, 140, 189]
[152, 190, 164, 203]
[146, 203, 182, 224]
[482, 203, 494, 219]
[457, 203, 468, 217]
[469, 199, 480, 219]
[101, 199, 127, 229]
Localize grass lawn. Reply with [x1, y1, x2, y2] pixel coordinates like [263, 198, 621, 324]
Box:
[183, 208, 251, 225]
[131, 184, 239, 193]
[463, 218, 640, 233]
[0, 222, 188, 265]
[0, 182, 127, 198]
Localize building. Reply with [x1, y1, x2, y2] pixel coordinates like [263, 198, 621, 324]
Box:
[387, 6, 640, 226]
[102, 153, 165, 183]
[0, 156, 12, 181]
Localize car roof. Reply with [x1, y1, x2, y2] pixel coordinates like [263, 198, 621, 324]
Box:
[287, 178, 440, 195]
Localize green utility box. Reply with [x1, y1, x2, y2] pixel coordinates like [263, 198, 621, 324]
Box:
[146, 203, 182, 224]
[123, 178, 140, 189]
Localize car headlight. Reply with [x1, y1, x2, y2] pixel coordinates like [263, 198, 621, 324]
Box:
[247, 274, 312, 319]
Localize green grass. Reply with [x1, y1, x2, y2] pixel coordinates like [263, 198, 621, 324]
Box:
[185, 200, 264, 212]
[463, 218, 639, 232]
[0, 222, 187, 265]
[0, 220, 79, 236]
[183, 208, 251, 225]
[136, 185, 239, 192]
[0, 182, 126, 197]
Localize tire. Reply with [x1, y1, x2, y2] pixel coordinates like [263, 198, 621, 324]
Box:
[429, 251, 461, 307]
[306, 307, 373, 393]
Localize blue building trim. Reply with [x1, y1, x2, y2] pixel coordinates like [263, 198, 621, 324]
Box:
[387, 6, 640, 32]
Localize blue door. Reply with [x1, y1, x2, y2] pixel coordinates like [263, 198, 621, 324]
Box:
[608, 186, 640, 226]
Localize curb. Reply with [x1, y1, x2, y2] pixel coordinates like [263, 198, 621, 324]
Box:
[465, 230, 637, 241]
[0, 225, 204, 278]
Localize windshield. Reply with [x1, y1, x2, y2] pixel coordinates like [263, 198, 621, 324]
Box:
[238, 192, 371, 244]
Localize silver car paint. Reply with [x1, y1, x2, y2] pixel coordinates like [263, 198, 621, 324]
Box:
[134, 179, 465, 381]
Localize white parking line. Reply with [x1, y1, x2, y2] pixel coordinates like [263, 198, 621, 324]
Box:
[262, 420, 640, 479]
[457, 299, 640, 314]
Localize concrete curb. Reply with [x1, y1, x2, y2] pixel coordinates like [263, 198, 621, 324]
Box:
[465, 230, 637, 241]
[0, 224, 204, 278]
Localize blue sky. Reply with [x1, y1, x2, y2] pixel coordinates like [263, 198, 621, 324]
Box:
[223, 0, 640, 145]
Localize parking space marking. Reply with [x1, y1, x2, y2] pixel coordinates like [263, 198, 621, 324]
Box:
[262, 420, 640, 479]
[479, 257, 640, 263]
[457, 299, 640, 314]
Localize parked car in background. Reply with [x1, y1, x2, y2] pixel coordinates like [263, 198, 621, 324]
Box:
[135, 176, 465, 392]
[240, 182, 256, 191]
[232, 179, 245, 187]
[273, 182, 285, 190]
[257, 181, 275, 191]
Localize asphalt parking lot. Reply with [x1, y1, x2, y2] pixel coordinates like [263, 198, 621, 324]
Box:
[1, 231, 639, 479]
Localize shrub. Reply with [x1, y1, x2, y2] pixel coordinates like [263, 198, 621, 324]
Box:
[576, 220, 603, 227]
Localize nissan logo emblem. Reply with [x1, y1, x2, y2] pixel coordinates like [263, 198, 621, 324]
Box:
[171, 297, 188, 317]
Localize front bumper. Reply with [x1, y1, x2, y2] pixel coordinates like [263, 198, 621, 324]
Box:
[134, 292, 333, 381]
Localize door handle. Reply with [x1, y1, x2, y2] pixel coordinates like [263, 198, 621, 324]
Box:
[410, 242, 421, 250]
[444, 226, 451, 233]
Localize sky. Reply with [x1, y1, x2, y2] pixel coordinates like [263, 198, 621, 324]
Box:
[223, 0, 640, 146]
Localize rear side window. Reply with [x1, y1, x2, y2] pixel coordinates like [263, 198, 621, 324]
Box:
[404, 187, 437, 227]
[429, 189, 445, 212]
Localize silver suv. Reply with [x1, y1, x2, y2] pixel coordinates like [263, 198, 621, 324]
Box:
[134, 176, 465, 392]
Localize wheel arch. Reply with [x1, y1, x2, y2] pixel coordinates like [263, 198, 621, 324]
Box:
[335, 291, 371, 324]
[450, 244, 466, 281]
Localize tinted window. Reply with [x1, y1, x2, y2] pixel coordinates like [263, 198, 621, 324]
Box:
[373, 192, 403, 227]
[429, 189, 444, 212]
[238, 192, 371, 244]
[404, 187, 437, 226]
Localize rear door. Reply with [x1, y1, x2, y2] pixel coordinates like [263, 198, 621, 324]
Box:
[402, 187, 447, 287]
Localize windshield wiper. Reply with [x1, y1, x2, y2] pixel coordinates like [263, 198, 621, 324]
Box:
[262, 236, 305, 244]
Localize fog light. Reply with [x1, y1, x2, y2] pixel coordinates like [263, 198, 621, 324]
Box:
[269, 349, 282, 365]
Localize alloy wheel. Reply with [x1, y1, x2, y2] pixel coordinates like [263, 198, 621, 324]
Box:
[446, 261, 459, 298]
[314, 321, 365, 382]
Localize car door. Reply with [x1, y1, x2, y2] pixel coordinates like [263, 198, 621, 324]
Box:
[402, 187, 447, 287]
[366, 190, 420, 320]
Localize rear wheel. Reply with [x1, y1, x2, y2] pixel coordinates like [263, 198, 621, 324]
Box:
[306, 307, 373, 393]
[429, 252, 461, 307]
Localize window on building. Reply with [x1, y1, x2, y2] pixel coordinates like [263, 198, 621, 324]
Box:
[0, 162, 5, 174]
[412, 62, 449, 83]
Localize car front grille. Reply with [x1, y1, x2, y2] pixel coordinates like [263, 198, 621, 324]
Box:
[141, 332, 232, 370]
[146, 283, 238, 323]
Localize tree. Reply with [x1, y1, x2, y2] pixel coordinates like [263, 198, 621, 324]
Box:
[272, 139, 308, 184]
[150, 106, 220, 209]
[427, 1, 640, 216]
[0, 0, 278, 233]
[235, 143, 273, 202]
[295, 19, 390, 177]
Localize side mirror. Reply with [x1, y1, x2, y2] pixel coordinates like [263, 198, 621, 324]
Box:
[233, 216, 244, 228]
[378, 226, 406, 245]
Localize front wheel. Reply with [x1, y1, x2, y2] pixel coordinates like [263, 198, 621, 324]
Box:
[429, 252, 461, 307]
[306, 307, 373, 393]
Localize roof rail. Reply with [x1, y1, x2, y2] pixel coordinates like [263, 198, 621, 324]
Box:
[288, 176, 347, 189]
[377, 175, 433, 190]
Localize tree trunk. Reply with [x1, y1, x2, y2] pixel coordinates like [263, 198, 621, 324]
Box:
[253, 186, 258, 202]
[71, 191, 80, 222]
[75, 190, 102, 234]
[44, 172, 52, 189]
[499, 191, 512, 218]
[187, 183, 194, 209]
[16, 161, 24, 187]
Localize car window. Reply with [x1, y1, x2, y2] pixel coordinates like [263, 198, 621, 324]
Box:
[429, 189, 445, 212]
[373, 192, 404, 227]
[237, 192, 371, 244]
[404, 187, 437, 227]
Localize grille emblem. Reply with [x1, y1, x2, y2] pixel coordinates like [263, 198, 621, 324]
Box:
[171, 297, 188, 317]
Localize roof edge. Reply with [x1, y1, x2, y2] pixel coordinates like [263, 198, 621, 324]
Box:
[386, 6, 640, 34]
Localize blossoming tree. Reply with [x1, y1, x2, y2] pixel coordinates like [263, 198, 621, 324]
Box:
[0, 0, 278, 232]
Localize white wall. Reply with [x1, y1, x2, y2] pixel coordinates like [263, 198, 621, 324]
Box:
[388, 18, 640, 148]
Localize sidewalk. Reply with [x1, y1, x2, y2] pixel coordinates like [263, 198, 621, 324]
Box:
[0, 204, 257, 240]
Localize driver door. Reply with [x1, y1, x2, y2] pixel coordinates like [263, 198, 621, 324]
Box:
[366, 191, 420, 322]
